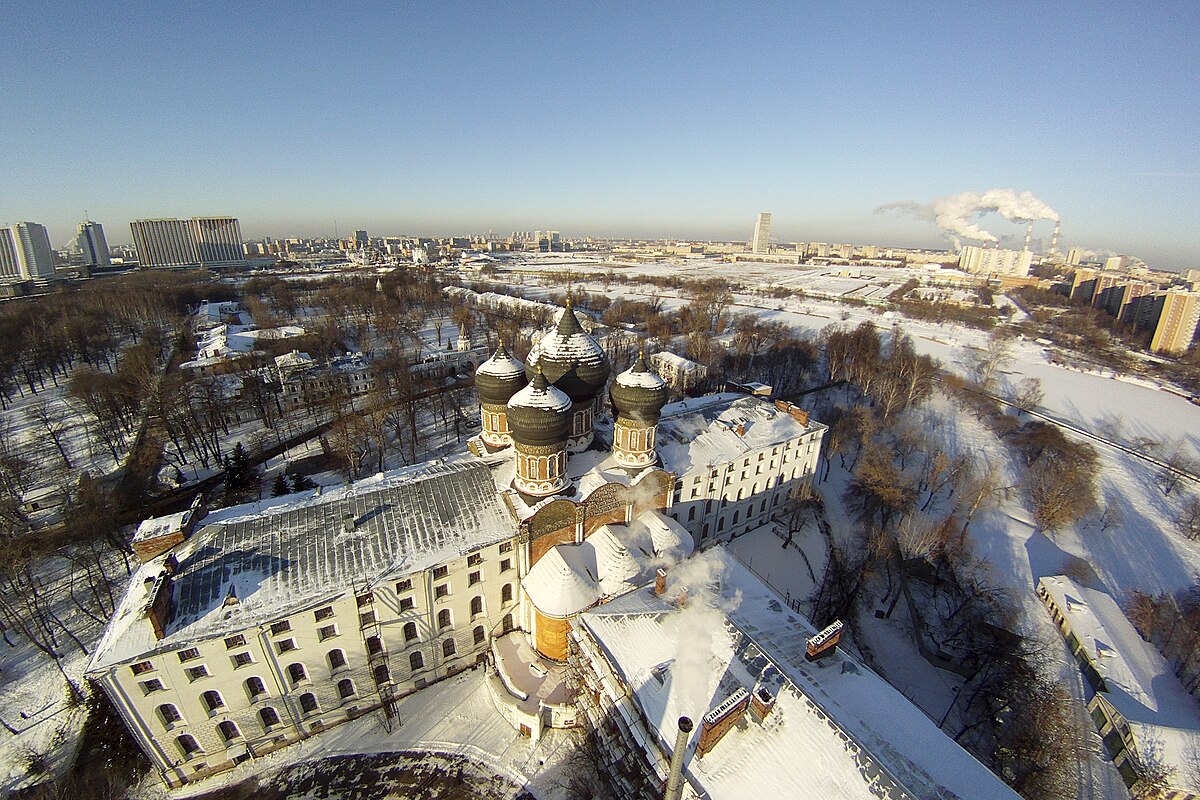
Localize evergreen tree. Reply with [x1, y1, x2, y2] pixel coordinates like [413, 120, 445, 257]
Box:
[270, 472, 290, 497]
[289, 471, 317, 491]
[222, 443, 258, 502]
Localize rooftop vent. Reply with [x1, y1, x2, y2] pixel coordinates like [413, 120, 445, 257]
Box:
[342, 512, 356, 533]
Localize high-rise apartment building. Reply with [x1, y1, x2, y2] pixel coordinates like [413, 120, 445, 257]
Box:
[1126, 291, 1200, 354]
[751, 212, 771, 254]
[0, 222, 56, 279]
[1146, 292, 1200, 355]
[958, 245, 1032, 276]
[189, 217, 244, 266]
[76, 220, 111, 268]
[1066, 248, 1085, 266]
[130, 217, 246, 269]
[353, 230, 368, 248]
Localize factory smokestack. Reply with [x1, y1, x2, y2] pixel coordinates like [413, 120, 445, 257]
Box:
[1050, 220, 1060, 255]
[1023, 220, 1034, 252]
[664, 716, 693, 800]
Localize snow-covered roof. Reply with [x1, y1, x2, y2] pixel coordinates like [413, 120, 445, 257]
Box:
[578, 550, 1021, 800]
[508, 373, 571, 412]
[132, 510, 190, 544]
[616, 360, 667, 390]
[1039, 575, 1200, 788]
[274, 350, 315, 371]
[526, 308, 605, 369]
[476, 348, 525, 379]
[521, 510, 694, 618]
[650, 350, 702, 370]
[89, 460, 515, 672]
[656, 394, 823, 474]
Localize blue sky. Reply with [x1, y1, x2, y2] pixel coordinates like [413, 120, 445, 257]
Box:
[3, 2, 1198, 268]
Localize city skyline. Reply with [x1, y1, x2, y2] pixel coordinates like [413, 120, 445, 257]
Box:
[3, 3, 1199, 269]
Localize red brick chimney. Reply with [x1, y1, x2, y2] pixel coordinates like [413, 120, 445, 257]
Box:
[697, 688, 749, 757]
[141, 571, 173, 641]
[655, 568, 667, 596]
[749, 684, 776, 722]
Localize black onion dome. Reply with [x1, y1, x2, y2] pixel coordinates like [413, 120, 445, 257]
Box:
[475, 341, 527, 406]
[610, 350, 668, 425]
[525, 301, 610, 402]
[507, 366, 572, 448]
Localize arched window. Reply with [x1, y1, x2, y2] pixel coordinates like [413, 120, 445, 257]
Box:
[176, 734, 201, 759]
[473, 626, 486, 645]
[156, 703, 181, 728]
[217, 720, 241, 742]
[502, 613, 513, 634]
[403, 621, 418, 641]
[201, 690, 224, 712]
[501, 584, 513, 604]
[443, 638, 456, 658]
[373, 664, 390, 684]
[287, 663, 307, 686]
[299, 693, 319, 715]
[470, 596, 483, 617]
[327, 649, 346, 671]
[337, 678, 356, 699]
[409, 651, 424, 671]
[259, 706, 281, 731]
[438, 609, 451, 629]
[244, 676, 266, 700]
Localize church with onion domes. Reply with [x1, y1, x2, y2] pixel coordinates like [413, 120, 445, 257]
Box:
[87, 298, 826, 788]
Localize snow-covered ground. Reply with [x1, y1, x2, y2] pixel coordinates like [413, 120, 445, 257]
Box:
[726, 521, 825, 611]
[0, 547, 129, 795]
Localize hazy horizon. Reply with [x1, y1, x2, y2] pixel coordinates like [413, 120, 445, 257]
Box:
[4, 2, 1198, 270]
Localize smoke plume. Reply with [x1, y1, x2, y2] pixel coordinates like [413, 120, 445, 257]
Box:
[876, 188, 1059, 245]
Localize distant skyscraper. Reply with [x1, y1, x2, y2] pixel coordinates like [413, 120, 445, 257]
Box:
[76, 220, 111, 268]
[751, 212, 772, 254]
[130, 217, 245, 268]
[0, 222, 56, 279]
[354, 230, 369, 248]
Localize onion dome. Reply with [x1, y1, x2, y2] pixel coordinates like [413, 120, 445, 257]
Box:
[610, 350, 668, 425]
[526, 301, 610, 401]
[475, 341, 527, 406]
[507, 366, 572, 447]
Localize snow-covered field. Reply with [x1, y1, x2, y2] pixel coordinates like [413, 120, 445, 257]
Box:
[483, 254, 1200, 462]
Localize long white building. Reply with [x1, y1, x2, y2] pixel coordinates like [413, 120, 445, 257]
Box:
[130, 217, 246, 269]
[958, 245, 1032, 276]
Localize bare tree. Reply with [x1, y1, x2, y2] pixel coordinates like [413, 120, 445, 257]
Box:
[1009, 376, 1044, 414]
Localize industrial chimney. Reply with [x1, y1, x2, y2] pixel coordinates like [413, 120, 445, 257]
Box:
[1023, 220, 1034, 252]
[1050, 220, 1061, 255]
[664, 716, 692, 800]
